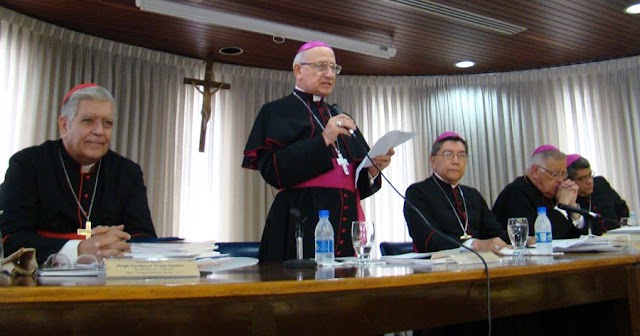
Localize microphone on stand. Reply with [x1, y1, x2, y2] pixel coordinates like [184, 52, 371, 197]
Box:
[283, 208, 317, 268]
[330, 104, 356, 136]
[556, 203, 598, 218]
[556, 203, 620, 224]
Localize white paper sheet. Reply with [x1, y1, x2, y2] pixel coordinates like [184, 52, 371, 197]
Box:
[355, 130, 416, 184]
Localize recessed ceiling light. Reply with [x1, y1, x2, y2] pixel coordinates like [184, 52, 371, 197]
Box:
[455, 60, 476, 68]
[219, 47, 243, 56]
[624, 3, 640, 14]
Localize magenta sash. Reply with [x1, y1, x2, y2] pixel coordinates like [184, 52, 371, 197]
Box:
[288, 159, 365, 220]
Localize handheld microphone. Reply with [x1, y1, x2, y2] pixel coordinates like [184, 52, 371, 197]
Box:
[283, 208, 316, 268]
[556, 203, 620, 224]
[330, 104, 356, 136]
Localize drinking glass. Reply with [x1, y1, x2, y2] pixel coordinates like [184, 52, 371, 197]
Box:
[507, 217, 529, 256]
[351, 221, 375, 263]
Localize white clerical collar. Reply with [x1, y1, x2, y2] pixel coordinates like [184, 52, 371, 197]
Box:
[81, 162, 96, 173]
[433, 172, 459, 187]
[295, 86, 323, 102]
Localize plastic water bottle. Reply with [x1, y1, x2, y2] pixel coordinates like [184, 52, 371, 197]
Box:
[534, 207, 553, 254]
[629, 211, 637, 226]
[314, 210, 335, 263]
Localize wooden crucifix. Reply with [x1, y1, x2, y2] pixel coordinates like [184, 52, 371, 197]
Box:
[184, 58, 230, 152]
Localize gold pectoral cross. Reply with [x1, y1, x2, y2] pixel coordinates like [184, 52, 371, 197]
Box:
[77, 220, 92, 239]
[460, 233, 472, 240]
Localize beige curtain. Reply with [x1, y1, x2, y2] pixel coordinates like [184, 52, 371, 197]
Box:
[0, 7, 204, 237]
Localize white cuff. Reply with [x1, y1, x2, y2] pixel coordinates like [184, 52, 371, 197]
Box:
[463, 238, 475, 248]
[368, 172, 379, 186]
[58, 240, 81, 261]
[572, 215, 585, 229]
[555, 207, 570, 220]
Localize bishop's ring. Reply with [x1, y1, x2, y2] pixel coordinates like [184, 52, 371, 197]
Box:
[336, 120, 342, 127]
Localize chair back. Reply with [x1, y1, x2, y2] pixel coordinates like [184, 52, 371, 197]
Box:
[379, 242, 414, 256]
[215, 242, 260, 258]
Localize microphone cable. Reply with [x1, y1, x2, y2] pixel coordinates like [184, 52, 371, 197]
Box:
[364, 151, 492, 336]
[332, 104, 492, 336]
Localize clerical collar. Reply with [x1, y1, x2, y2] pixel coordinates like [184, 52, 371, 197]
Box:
[433, 172, 459, 187]
[294, 87, 323, 102]
[81, 163, 96, 173]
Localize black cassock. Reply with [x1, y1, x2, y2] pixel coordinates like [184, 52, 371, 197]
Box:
[404, 175, 507, 252]
[576, 176, 629, 235]
[0, 140, 157, 265]
[242, 90, 381, 262]
[493, 176, 581, 239]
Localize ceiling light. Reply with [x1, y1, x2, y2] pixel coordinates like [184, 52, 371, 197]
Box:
[624, 3, 640, 14]
[455, 60, 475, 68]
[388, 0, 526, 35]
[136, 0, 397, 59]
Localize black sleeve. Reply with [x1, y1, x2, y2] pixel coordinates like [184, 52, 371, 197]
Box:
[404, 183, 460, 252]
[0, 151, 67, 263]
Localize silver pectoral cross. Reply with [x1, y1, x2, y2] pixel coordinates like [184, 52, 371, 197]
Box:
[337, 152, 350, 175]
[460, 233, 472, 240]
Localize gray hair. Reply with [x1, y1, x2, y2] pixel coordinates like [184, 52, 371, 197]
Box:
[527, 149, 566, 171]
[567, 157, 591, 180]
[61, 86, 115, 122]
[292, 51, 306, 67]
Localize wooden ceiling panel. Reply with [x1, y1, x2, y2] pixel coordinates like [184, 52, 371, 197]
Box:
[0, 0, 638, 76]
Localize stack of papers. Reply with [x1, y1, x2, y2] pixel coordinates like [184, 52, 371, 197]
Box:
[551, 235, 630, 253]
[380, 252, 432, 265]
[126, 241, 222, 259]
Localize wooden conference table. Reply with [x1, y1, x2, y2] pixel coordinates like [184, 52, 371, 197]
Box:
[1, 251, 639, 335]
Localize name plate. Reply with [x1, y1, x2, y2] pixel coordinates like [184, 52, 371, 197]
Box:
[104, 259, 200, 278]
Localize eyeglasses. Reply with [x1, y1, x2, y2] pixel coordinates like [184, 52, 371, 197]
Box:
[299, 62, 342, 74]
[574, 171, 595, 183]
[433, 151, 469, 161]
[536, 164, 568, 180]
[44, 253, 102, 270]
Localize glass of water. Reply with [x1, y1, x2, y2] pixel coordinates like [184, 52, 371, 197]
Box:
[507, 217, 529, 256]
[351, 221, 375, 263]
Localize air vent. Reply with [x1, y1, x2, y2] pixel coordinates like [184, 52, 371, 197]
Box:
[389, 0, 527, 35]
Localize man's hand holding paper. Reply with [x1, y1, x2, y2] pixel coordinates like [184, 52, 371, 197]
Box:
[357, 130, 416, 183]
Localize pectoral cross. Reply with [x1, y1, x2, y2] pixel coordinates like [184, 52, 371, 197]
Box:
[337, 152, 350, 175]
[460, 233, 472, 240]
[77, 221, 92, 239]
[184, 57, 230, 152]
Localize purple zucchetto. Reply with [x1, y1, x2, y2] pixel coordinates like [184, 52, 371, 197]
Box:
[531, 144, 560, 157]
[566, 154, 582, 167]
[434, 131, 464, 144]
[297, 40, 332, 55]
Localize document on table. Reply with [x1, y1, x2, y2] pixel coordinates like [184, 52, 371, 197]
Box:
[355, 130, 416, 184]
[125, 241, 222, 259]
[551, 235, 630, 252]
